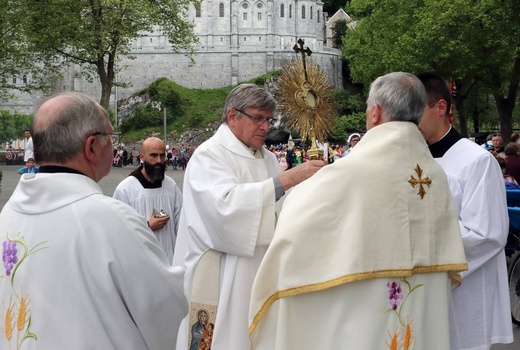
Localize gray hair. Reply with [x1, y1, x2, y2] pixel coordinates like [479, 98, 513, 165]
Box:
[33, 92, 110, 163]
[221, 84, 276, 123]
[366, 72, 426, 125]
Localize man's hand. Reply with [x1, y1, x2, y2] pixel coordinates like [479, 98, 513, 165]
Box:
[278, 160, 327, 191]
[147, 214, 170, 231]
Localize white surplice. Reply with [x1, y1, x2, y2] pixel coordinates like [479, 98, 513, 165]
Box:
[0, 172, 188, 349]
[113, 175, 183, 264]
[172, 123, 284, 350]
[436, 138, 513, 350]
[249, 122, 468, 350]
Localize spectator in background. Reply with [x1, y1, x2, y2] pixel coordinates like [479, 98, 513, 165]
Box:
[496, 156, 520, 189]
[131, 147, 139, 166]
[23, 129, 33, 162]
[342, 133, 361, 157]
[481, 133, 493, 150]
[17, 157, 39, 175]
[505, 142, 520, 184]
[490, 133, 505, 157]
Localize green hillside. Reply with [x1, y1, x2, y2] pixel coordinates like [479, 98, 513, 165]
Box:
[119, 72, 278, 143]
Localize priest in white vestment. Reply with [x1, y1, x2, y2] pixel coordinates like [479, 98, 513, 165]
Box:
[417, 72, 513, 350]
[0, 92, 188, 350]
[249, 72, 468, 350]
[172, 84, 326, 350]
[113, 137, 183, 264]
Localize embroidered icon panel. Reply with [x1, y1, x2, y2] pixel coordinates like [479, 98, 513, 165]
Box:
[188, 303, 217, 350]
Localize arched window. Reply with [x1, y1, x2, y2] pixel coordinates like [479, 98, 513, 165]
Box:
[301, 5, 305, 19]
[219, 3, 224, 17]
[310, 6, 313, 19]
[317, 10, 320, 22]
[280, 4, 284, 17]
[23, 74, 27, 84]
[289, 4, 292, 18]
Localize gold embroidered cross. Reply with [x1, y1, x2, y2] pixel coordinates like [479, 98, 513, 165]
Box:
[408, 164, 432, 199]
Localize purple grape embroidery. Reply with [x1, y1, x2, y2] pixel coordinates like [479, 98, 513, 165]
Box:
[1, 234, 48, 348]
[2, 240, 18, 276]
[387, 281, 404, 310]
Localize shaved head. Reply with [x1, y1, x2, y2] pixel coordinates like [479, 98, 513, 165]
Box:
[140, 137, 167, 182]
[141, 137, 166, 154]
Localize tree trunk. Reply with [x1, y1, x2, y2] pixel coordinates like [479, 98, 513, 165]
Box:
[492, 55, 520, 144]
[97, 52, 115, 110]
[494, 94, 514, 144]
[453, 80, 468, 137]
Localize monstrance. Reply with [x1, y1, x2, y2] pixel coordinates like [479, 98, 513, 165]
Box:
[274, 38, 337, 160]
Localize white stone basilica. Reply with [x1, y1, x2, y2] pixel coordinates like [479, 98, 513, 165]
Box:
[2, 0, 343, 114]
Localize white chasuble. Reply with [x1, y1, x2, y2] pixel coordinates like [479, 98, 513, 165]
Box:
[249, 122, 468, 350]
[0, 173, 188, 349]
[173, 124, 284, 350]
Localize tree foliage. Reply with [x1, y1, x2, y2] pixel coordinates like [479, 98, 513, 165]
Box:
[0, 0, 60, 101]
[331, 19, 349, 49]
[345, 0, 520, 139]
[328, 89, 366, 143]
[322, 0, 350, 16]
[12, 0, 199, 109]
[0, 110, 32, 144]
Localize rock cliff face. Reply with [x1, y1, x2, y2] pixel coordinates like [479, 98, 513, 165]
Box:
[117, 78, 291, 148]
[117, 94, 156, 125]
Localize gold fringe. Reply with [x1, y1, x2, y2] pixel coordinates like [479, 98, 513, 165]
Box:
[249, 263, 468, 334]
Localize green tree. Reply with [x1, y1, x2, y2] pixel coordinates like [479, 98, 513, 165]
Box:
[0, 110, 15, 143]
[345, 0, 520, 140]
[329, 113, 366, 144]
[331, 19, 349, 49]
[322, 0, 350, 15]
[0, 110, 32, 144]
[13, 0, 199, 109]
[0, 0, 60, 101]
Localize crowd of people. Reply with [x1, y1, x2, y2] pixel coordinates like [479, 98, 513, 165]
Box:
[0, 72, 515, 350]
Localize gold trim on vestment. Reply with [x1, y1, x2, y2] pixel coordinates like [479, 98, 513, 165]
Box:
[249, 263, 468, 334]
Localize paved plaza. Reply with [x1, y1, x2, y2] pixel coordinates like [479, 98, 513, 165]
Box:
[0, 164, 185, 209]
[0, 164, 519, 348]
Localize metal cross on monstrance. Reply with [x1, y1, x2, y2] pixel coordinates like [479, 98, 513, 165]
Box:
[274, 38, 337, 160]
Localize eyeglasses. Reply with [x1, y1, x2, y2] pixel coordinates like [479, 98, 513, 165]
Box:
[235, 109, 273, 126]
[92, 132, 114, 137]
[425, 101, 438, 109]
